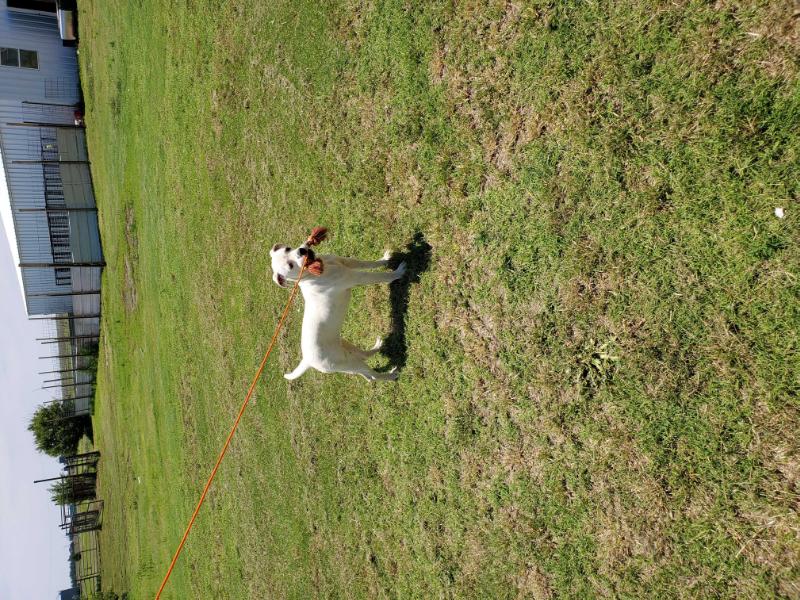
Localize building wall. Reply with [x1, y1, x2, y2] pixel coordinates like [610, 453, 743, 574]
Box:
[0, 100, 77, 314]
[0, 7, 80, 104]
[0, 5, 102, 316]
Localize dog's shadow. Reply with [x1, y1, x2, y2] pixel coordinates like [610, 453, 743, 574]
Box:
[379, 232, 432, 372]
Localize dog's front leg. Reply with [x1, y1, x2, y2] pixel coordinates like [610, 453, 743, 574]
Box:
[348, 262, 406, 287]
[284, 360, 310, 381]
[338, 251, 394, 270]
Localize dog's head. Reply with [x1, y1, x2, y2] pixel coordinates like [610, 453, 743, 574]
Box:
[269, 242, 322, 288]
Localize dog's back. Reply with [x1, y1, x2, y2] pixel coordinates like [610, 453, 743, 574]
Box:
[298, 261, 354, 371]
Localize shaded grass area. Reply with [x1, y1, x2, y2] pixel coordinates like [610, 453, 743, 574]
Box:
[79, 0, 799, 597]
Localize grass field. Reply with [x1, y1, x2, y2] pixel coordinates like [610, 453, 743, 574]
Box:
[78, 1, 799, 598]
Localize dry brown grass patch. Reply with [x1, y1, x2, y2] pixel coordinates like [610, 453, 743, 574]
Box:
[720, 400, 800, 593]
[514, 562, 553, 600]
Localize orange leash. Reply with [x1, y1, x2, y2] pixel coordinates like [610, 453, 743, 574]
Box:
[155, 260, 307, 599]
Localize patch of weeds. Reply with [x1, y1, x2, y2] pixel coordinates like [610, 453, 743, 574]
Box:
[571, 337, 620, 392]
[110, 78, 123, 122]
[751, 231, 788, 261]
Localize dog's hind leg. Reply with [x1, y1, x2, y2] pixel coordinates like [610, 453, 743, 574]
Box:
[350, 364, 399, 382]
[342, 338, 383, 359]
[284, 360, 310, 381]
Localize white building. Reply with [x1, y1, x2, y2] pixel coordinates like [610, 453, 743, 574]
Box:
[0, 0, 102, 317]
[1, 1, 100, 416]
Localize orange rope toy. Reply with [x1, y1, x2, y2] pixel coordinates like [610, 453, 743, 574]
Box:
[306, 226, 328, 246]
[304, 226, 327, 275]
[154, 227, 326, 599]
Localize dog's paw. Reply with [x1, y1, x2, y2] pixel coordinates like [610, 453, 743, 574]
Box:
[387, 367, 399, 381]
[382, 250, 393, 262]
[393, 262, 407, 280]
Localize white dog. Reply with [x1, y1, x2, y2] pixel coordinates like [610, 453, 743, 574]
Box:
[270, 235, 406, 382]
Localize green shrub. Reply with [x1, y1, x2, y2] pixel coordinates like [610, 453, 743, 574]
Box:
[27, 402, 92, 458]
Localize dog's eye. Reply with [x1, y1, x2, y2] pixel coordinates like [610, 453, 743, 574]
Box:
[288, 262, 295, 269]
[285, 248, 290, 252]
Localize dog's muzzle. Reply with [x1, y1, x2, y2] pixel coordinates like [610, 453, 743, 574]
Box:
[298, 247, 315, 263]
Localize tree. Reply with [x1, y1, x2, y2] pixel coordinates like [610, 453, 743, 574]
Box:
[50, 479, 73, 504]
[49, 475, 97, 505]
[27, 402, 92, 458]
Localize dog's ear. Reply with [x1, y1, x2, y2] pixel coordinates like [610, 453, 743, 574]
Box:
[271, 244, 281, 256]
[306, 258, 324, 276]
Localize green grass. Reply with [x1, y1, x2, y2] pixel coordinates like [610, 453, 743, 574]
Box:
[78, 1, 799, 598]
